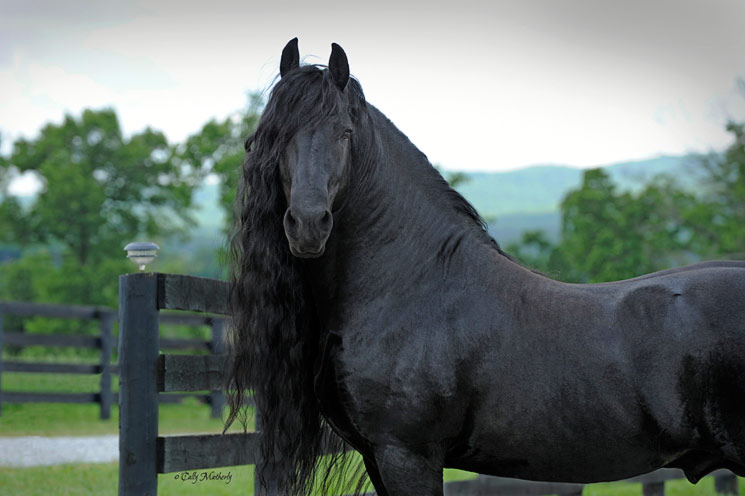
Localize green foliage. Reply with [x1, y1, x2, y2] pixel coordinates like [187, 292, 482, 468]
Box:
[0, 251, 130, 339]
[0, 196, 32, 245]
[508, 119, 745, 282]
[505, 230, 555, 272]
[558, 169, 698, 282]
[3, 109, 197, 265]
[687, 121, 745, 258]
[0, 109, 203, 317]
[444, 170, 469, 188]
[511, 169, 709, 282]
[0, 108, 208, 346]
[178, 94, 262, 230]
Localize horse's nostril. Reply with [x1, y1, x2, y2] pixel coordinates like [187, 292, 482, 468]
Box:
[320, 210, 332, 230]
[284, 209, 299, 232]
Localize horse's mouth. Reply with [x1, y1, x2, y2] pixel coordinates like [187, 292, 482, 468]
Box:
[289, 244, 326, 258]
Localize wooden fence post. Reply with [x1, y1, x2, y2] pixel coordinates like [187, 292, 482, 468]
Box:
[99, 311, 114, 420]
[209, 318, 226, 419]
[119, 273, 160, 496]
[642, 481, 665, 496]
[714, 472, 738, 495]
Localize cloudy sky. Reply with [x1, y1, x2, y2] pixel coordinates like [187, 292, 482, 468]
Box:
[2, 0, 744, 191]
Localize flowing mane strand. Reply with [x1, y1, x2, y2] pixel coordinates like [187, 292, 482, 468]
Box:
[225, 64, 367, 496]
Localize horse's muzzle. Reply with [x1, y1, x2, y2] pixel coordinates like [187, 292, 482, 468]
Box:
[283, 208, 333, 258]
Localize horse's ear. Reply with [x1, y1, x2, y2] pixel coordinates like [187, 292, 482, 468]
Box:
[329, 43, 349, 91]
[280, 37, 300, 77]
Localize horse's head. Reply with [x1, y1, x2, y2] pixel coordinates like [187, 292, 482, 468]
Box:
[277, 39, 353, 258]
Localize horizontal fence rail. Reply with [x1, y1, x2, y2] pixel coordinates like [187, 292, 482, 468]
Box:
[4, 332, 102, 348]
[157, 433, 260, 473]
[0, 299, 227, 419]
[0, 301, 112, 319]
[158, 354, 227, 392]
[158, 273, 230, 315]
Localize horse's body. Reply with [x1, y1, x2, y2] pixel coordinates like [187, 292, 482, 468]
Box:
[227, 39, 745, 496]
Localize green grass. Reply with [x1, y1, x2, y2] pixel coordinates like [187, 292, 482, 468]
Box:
[2, 370, 744, 495]
[0, 372, 249, 436]
[584, 476, 745, 495]
[0, 463, 255, 496]
[3, 370, 113, 394]
[0, 462, 473, 496]
[0, 463, 742, 496]
[0, 399, 249, 437]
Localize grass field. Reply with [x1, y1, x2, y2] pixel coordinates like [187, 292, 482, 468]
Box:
[1, 462, 743, 496]
[0, 372, 247, 436]
[1, 370, 744, 495]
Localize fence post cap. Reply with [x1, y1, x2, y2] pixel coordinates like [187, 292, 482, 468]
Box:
[124, 242, 160, 271]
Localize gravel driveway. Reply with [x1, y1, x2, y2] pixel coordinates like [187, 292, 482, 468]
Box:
[0, 435, 118, 467]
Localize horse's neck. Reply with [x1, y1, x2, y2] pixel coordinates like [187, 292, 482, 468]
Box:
[309, 111, 500, 307]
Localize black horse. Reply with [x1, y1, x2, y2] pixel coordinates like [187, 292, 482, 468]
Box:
[226, 38, 745, 496]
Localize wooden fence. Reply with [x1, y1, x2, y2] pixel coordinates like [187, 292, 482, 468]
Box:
[117, 272, 739, 496]
[0, 300, 227, 419]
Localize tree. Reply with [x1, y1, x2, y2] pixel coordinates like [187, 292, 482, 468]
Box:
[505, 230, 555, 272]
[3, 108, 198, 263]
[0, 108, 200, 306]
[688, 121, 745, 259]
[558, 169, 701, 282]
[178, 94, 263, 229]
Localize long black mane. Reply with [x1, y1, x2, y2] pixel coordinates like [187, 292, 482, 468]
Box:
[226, 65, 372, 495]
[225, 64, 507, 495]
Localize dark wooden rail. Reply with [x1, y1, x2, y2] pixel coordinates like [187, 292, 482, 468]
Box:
[117, 272, 739, 496]
[0, 299, 226, 419]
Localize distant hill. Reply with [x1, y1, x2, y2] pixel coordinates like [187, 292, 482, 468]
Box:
[487, 211, 561, 246]
[187, 153, 700, 246]
[453, 154, 697, 244]
[453, 155, 693, 218]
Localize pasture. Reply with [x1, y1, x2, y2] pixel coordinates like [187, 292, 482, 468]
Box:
[4, 463, 741, 496]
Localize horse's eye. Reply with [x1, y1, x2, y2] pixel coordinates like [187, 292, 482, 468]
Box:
[341, 130, 352, 140]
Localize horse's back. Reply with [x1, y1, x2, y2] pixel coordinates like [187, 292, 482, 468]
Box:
[612, 262, 745, 347]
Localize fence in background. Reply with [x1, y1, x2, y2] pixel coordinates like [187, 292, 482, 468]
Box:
[0, 300, 226, 419]
[117, 272, 739, 496]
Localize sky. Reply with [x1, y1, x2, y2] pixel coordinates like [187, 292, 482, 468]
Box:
[2, 0, 744, 195]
